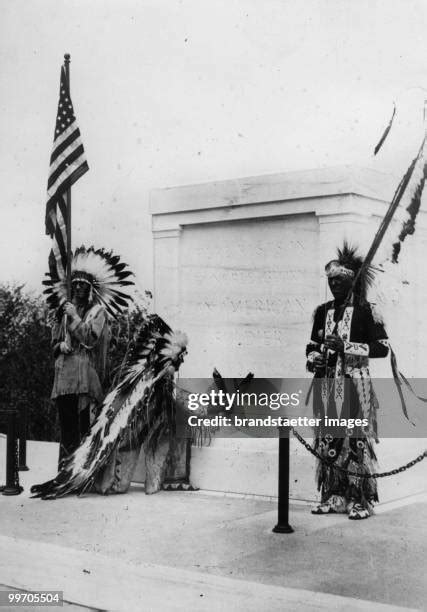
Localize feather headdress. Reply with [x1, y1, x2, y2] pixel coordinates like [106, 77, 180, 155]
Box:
[31, 314, 188, 499]
[326, 242, 375, 303]
[43, 245, 134, 318]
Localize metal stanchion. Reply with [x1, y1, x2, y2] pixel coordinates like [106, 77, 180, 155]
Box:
[18, 404, 29, 471]
[272, 428, 294, 533]
[1, 410, 23, 495]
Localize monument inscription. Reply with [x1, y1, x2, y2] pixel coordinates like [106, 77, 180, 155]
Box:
[179, 214, 318, 377]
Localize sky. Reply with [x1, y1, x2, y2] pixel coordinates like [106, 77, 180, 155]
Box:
[2, 0, 427, 295]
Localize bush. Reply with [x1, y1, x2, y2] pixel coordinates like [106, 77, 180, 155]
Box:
[0, 284, 151, 442]
[0, 284, 55, 440]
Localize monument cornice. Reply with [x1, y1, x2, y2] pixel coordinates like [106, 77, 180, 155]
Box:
[151, 164, 427, 233]
[150, 165, 395, 214]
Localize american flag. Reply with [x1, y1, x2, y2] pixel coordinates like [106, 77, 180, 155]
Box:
[45, 64, 89, 279]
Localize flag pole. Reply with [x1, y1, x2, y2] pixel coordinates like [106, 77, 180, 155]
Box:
[64, 53, 72, 300]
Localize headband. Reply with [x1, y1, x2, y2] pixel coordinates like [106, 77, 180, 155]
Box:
[325, 261, 355, 279]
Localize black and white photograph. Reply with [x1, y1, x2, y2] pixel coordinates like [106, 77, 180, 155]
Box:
[1, 1, 427, 610]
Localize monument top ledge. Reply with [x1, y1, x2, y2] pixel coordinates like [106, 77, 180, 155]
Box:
[150, 165, 397, 217]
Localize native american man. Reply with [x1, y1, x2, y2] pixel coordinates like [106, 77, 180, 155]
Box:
[45, 246, 133, 469]
[51, 278, 108, 467]
[306, 244, 389, 520]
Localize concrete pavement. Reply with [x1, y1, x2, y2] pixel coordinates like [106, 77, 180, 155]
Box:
[0, 438, 425, 611]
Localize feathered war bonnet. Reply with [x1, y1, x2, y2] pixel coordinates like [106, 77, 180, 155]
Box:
[160, 330, 188, 366]
[125, 315, 189, 380]
[43, 245, 134, 318]
[325, 242, 375, 304]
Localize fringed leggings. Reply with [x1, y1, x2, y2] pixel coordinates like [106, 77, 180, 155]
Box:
[315, 434, 378, 508]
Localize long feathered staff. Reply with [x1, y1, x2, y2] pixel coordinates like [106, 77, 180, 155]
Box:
[390, 140, 427, 263]
[31, 314, 188, 499]
[333, 134, 426, 329]
[372, 100, 427, 264]
[371, 104, 427, 418]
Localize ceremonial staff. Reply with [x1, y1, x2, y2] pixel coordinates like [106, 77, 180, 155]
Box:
[337, 101, 427, 323]
[334, 133, 426, 328]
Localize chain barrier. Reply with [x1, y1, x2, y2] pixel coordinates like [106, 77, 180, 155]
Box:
[291, 427, 427, 479]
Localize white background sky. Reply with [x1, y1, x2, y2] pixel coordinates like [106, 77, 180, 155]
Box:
[2, 0, 427, 295]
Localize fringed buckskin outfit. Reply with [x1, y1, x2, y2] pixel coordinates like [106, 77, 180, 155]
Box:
[306, 244, 389, 519]
[51, 302, 109, 465]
